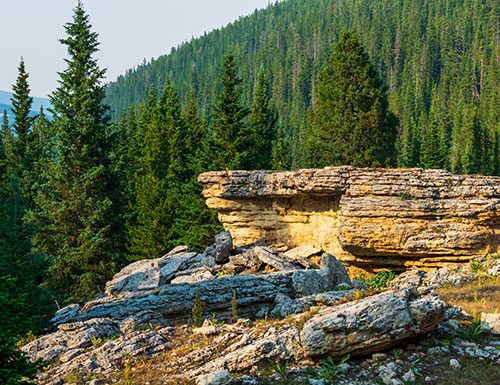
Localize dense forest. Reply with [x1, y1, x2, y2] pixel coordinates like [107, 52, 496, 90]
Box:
[107, 0, 500, 173]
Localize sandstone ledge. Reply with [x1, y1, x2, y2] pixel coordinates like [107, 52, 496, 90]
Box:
[198, 167, 500, 272]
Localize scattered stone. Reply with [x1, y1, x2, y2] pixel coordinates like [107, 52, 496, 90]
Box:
[193, 326, 218, 336]
[402, 370, 416, 383]
[196, 370, 234, 385]
[449, 358, 461, 370]
[205, 231, 233, 264]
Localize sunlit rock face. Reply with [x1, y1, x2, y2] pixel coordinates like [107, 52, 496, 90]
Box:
[199, 166, 500, 273]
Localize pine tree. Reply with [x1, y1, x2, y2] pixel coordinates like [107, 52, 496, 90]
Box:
[400, 117, 421, 168]
[306, 31, 398, 168]
[127, 86, 174, 261]
[463, 110, 484, 174]
[184, 90, 206, 170]
[10, 58, 35, 174]
[421, 106, 448, 169]
[0, 138, 53, 385]
[272, 118, 291, 170]
[1, 110, 10, 144]
[212, 52, 249, 170]
[249, 69, 277, 169]
[34, 2, 123, 302]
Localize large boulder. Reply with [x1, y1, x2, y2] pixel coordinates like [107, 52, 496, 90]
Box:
[300, 288, 447, 358]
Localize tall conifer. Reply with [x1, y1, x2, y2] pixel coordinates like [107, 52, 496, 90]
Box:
[10, 58, 35, 174]
[212, 52, 249, 170]
[34, 2, 123, 302]
[249, 69, 276, 169]
[306, 31, 397, 168]
[421, 106, 448, 169]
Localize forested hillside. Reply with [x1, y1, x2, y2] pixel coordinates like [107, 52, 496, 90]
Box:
[106, 0, 500, 173]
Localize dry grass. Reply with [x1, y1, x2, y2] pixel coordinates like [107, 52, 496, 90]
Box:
[433, 359, 500, 385]
[437, 278, 500, 315]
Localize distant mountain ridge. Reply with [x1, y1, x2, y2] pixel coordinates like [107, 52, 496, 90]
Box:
[0, 90, 51, 122]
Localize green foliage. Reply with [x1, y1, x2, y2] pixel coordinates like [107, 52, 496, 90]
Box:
[333, 283, 352, 292]
[0, 140, 53, 384]
[192, 288, 203, 327]
[249, 69, 277, 169]
[469, 261, 484, 273]
[267, 359, 288, 384]
[272, 118, 291, 170]
[211, 52, 250, 170]
[421, 105, 448, 169]
[457, 313, 484, 342]
[106, 0, 500, 175]
[10, 59, 35, 175]
[33, 2, 124, 303]
[307, 31, 397, 168]
[359, 270, 397, 291]
[318, 354, 350, 382]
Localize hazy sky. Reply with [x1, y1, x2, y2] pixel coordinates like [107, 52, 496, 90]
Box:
[1, 0, 272, 98]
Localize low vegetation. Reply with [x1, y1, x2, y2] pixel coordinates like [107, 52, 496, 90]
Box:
[437, 278, 500, 315]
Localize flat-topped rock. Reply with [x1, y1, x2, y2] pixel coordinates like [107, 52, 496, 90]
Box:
[198, 167, 500, 272]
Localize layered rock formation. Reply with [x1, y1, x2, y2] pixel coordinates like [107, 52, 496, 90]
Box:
[198, 167, 500, 272]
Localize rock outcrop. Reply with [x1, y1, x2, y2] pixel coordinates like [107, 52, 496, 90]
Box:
[198, 167, 500, 272]
[52, 246, 351, 326]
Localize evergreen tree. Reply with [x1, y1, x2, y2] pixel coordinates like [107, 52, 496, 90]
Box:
[463, 110, 484, 174]
[272, 118, 291, 170]
[306, 31, 398, 168]
[10, 58, 35, 174]
[399, 117, 421, 168]
[184, 90, 207, 169]
[421, 106, 448, 169]
[0, 138, 53, 385]
[249, 69, 276, 169]
[212, 52, 249, 170]
[127, 86, 173, 261]
[34, 1, 123, 302]
[1, 110, 10, 145]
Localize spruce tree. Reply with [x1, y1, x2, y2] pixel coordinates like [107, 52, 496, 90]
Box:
[305, 31, 398, 168]
[127, 86, 174, 261]
[272, 118, 291, 170]
[421, 106, 448, 169]
[249, 69, 277, 169]
[184, 90, 207, 169]
[0, 138, 53, 385]
[212, 52, 249, 170]
[400, 117, 421, 168]
[34, 2, 123, 302]
[1, 110, 10, 144]
[10, 58, 35, 174]
[463, 110, 483, 174]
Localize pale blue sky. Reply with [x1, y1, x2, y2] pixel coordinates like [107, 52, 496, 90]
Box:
[1, 0, 273, 98]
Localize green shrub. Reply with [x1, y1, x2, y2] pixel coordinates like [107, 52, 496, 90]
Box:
[192, 287, 203, 327]
[359, 270, 398, 291]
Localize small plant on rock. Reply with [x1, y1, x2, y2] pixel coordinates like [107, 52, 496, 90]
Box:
[410, 358, 422, 378]
[333, 283, 352, 291]
[192, 287, 203, 327]
[457, 312, 484, 342]
[268, 359, 288, 384]
[90, 336, 104, 347]
[359, 270, 397, 292]
[469, 261, 483, 273]
[208, 312, 225, 327]
[318, 354, 350, 382]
